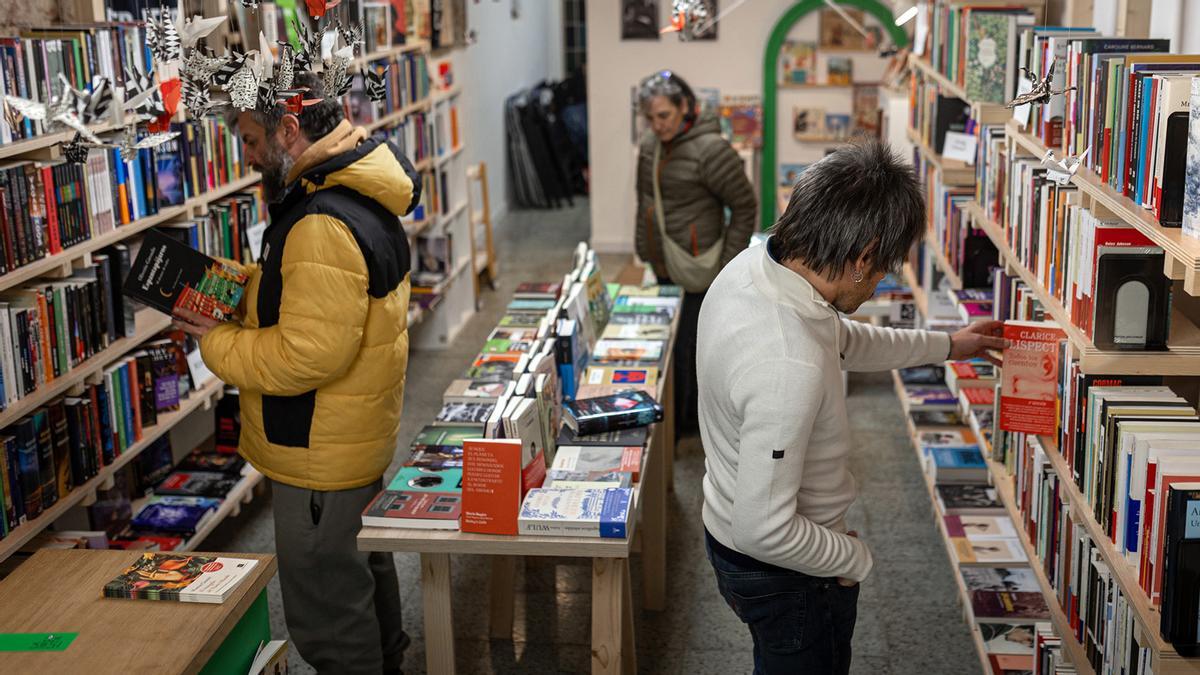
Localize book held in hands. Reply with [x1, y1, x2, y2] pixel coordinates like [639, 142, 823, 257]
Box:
[122, 229, 248, 322]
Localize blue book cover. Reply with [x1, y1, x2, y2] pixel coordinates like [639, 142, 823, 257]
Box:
[1135, 77, 1154, 205]
[95, 383, 115, 464]
[155, 146, 186, 207]
[930, 446, 986, 469]
[131, 496, 220, 534]
[599, 488, 632, 538]
[118, 365, 134, 444]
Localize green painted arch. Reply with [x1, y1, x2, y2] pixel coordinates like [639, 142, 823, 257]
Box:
[760, 0, 910, 231]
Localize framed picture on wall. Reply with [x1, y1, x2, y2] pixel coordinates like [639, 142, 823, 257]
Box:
[819, 8, 867, 49]
[780, 41, 816, 85]
[826, 57, 853, 85]
[690, 0, 718, 40]
[793, 107, 826, 141]
[621, 0, 660, 40]
[852, 85, 881, 137]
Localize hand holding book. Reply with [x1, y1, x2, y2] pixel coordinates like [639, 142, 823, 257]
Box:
[949, 320, 1008, 366]
[174, 307, 222, 339]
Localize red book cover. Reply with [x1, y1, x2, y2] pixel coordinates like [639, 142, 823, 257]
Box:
[40, 166, 60, 254]
[963, 387, 995, 406]
[999, 321, 1066, 435]
[127, 357, 142, 441]
[461, 438, 524, 535]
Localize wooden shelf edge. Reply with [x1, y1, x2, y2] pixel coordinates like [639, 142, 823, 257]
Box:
[431, 86, 463, 104]
[352, 40, 429, 68]
[0, 377, 225, 562]
[906, 127, 977, 186]
[907, 53, 970, 101]
[177, 466, 264, 552]
[985, 458, 1097, 673]
[434, 145, 464, 167]
[0, 311, 172, 429]
[438, 200, 469, 226]
[964, 199, 1200, 375]
[901, 262, 929, 319]
[366, 98, 433, 133]
[1002, 122, 1200, 287]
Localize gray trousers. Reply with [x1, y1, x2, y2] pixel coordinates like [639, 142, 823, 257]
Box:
[272, 478, 408, 674]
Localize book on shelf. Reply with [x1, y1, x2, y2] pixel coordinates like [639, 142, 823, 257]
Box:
[1184, 78, 1200, 239]
[513, 281, 563, 301]
[899, 364, 946, 385]
[556, 425, 649, 448]
[434, 400, 494, 426]
[904, 385, 958, 411]
[918, 427, 977, 448]
[1160, 482, 1200, 652]
[517, 487, 633, 538]
[998, 321, 1066, 436]
[780, 41, 816, 84]
[153, 471, 242, 499]
[130, 495, 220, 537]
[926, 446, 988, 484]
[936, 483, 1004, 515]
[826, 57, 853, 86]
[793, 107, 827, 141]
[590, 339, 663, 366]
[952, 536, 1027, 565]
[103, 552, 258, 603]
[909, 409, 964, 427]
[945, 359, 998, 394]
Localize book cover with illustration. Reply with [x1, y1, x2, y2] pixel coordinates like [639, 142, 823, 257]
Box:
[826, 57, 853, 85]
[387, 466, 463, 493]
[130, 496, 220, 535]
[1000, 321, 1066, 435]
[964, 12, 1011, 105]
[518, 487, 633, 538]
[123, 229, 247, 321]
[718, 95, 762, 150]
[779, 163, 810, 188]
[360, 490, 462, 529]
[104, 553, 258, 603]
[564, 390, 663, 436]
[1184, 78, 1200, 239]
[781, 41, 816, 84]
[851, 85, 879, 136]
[793, 107, 826, 141]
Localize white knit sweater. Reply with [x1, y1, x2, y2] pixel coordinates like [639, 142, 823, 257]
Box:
[697, 241, 951, 582]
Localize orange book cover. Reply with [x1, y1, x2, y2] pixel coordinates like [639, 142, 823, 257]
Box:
[462, 438, 524, 535]
[999, 321, 1066, 435]
[34, 290, 53, 383]
[450, 107, 460, 149]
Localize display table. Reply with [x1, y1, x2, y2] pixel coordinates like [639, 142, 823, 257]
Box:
[358, 350, 677, 675]
[0, 549, 277, 674]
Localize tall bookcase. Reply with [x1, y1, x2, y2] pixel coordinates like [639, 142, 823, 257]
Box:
[0, 3, 474, 564]
[884, 0, 1200, 672]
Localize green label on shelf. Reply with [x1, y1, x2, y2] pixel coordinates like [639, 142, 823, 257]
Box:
[0, 632, 78, 651]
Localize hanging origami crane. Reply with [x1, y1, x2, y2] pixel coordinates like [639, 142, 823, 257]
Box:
[146, 11, 182, 63]
[212, 51, 247, 89]
[242, 0, 259, 8]
[176, 0, 227, 49]
[225, 64, 261, 111]
[61, 133, 91, 164]
[274, 42, 296, 90]
[322, 45, 354, 98]
[4, 78, 103, 144]
[364, 67, 387, 102]
[1006, 58, 1074, 109]
[274, 88, 324, 115]
[81, 125, 181, 161]
[123, 65, 166, 119]
[337, 21, 364, 49]
[1041, 147, 1091, 186]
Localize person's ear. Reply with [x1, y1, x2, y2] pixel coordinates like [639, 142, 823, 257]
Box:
[278, 114, 302, 149]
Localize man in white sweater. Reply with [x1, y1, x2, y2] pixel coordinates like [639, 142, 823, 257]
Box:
[698, 140, 1004, 675]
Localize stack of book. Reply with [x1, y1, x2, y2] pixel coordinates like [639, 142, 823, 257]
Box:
[103, 552, 258, 603]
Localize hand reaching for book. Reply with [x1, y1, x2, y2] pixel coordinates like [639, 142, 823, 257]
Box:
[949, 320, 1008, 367]
[174, 308, 220, 339]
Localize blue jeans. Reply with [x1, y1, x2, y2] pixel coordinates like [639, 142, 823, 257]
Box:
[706, 531, 860, 675]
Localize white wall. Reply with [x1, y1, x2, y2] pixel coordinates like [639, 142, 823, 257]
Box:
[447, 1, 558, 223]
[586, 0, 888, 254]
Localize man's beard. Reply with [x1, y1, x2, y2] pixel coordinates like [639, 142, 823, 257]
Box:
[259, 143, 295, 204]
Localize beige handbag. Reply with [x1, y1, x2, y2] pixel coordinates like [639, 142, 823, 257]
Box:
[651, 141, 724, 293]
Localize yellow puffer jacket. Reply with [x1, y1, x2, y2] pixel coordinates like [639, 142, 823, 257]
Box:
[200, 121, 419, 490]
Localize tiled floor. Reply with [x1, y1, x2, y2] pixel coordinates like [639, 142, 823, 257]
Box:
[205, 199, 981, 674]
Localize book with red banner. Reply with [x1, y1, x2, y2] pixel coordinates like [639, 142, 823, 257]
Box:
[999, 321, 1066, 435]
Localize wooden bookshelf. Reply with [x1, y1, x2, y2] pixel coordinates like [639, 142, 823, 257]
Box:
[352, 40, 429, 68]
[434, 145, 464, 168]
[439, 200, 469, 227]
[985, 458, 1097, 674]
[178, 467, 264, 552]
[906, 128, 976, 186]
[431, 85, 462, 104]
[0, 309, 171, 430]
[889, 370, 1047, 675]
[907, 53, 970, 102]
[415, 157, 434, 172]
[0, 378, 225, 562]
[992, 436, 1200, 674]
[0, 123, 117, 162]
[366, 97, 432, 133]
[779, 81, 881, 89]
[965, 199, 1200, 375]
[1005, 122, 1200, 297]
[924, 235, 964, 290]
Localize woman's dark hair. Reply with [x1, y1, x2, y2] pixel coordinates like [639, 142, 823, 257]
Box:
[771, 139, 924, 279]
[636, 70, 697, 122]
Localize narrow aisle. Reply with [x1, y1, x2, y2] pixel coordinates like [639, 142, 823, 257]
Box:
[206, 200, 980, 674]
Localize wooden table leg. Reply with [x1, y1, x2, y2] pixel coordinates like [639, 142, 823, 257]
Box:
[488, 555, 517, 640]
[621, 559, 637, 674]
[591, 557, 625, 674]
[643, 417, 667, 611]
[421, 552, 456, 675]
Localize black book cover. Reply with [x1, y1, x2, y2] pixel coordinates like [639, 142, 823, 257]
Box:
[135, 352, 157, 427]
[47, 400, 72, 499]
[564, 390, 663, 436]
[1091, 249, 1170, 350]
[0, 183, 14, 273]
[133, 436, 174, 495]
[105, 243, 135, 337]
[154, 471, 240, 498]
[556, 425, 649, 447]
[1159, 112, 1189, 227]
[1, 435, 20, 528]
[122, 229, 247, 321]
[13, 417, 40, 519]
[1161, 485, 1200, 655]
[64, 398, 88, 486]
[177, 448, 245, 474]
[934, 95, 971, 156]
[899, 365, 946, 385]
[44, 287, 59, 378]
[961, 229, 999, 289]
[93, 255, 116, 344]
[95, 382, 114, 465]
[31, 409, 56, 509]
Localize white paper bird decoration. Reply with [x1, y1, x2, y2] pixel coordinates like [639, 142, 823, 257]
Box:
[1041, 147, 1091, 186]
[1007, 58, 1074, 109]
[225, 65, 260, 111]
[364, 67, 387, 102]
[176, 0, 228, 49]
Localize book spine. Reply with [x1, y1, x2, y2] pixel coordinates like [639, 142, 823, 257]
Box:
[41, 166, 61, 254]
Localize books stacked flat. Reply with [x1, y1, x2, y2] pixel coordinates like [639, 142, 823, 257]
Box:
[103, 552, 258, 603]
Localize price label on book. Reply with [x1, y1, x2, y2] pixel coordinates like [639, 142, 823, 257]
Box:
[187, 349, 216, 389]
[942, 132, 978, 164]
[0, 632, 78, 651]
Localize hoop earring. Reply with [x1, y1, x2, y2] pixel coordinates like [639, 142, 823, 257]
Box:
[852, 268, 864, 284]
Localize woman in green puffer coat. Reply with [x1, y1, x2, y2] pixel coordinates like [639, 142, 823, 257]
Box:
[634, 70, 757, 436]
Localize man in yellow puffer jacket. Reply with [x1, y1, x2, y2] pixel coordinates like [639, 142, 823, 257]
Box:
[175, 73, 418, 674]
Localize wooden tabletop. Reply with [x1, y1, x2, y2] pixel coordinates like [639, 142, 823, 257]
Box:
[0, 549, 277, 675]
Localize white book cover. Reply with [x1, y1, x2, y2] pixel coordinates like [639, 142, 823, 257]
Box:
[104, 553, 259, 604]
[592, 339, 663, 363]
[1184, 77, 1200, 239]
[518, 487, 633, 538]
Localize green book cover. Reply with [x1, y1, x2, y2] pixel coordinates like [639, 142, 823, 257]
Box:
[412, 425, 479, 448]
[109, 370, 126, 454]
[965, 13, 1009, 105]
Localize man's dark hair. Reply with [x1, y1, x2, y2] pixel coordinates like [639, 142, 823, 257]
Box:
[771, 139, 924, 279]
[245, 71, 345, 141]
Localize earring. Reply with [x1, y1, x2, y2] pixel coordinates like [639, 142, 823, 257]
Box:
[852, 268, 864, 284]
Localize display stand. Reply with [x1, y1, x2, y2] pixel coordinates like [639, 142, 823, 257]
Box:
[358, 324, 679, 675]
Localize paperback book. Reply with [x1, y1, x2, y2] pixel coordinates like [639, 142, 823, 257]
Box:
[122, 230, 248, 322]
[517, 487, 633, 538]
[563, 391, 663, 436]
[104, 553, 259, 603]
